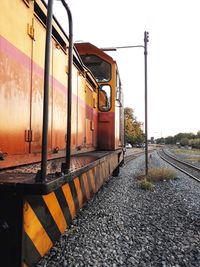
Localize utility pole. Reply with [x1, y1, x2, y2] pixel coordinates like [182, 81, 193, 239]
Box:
[144, 31, 149, 176]
[101, 30, 149, 176]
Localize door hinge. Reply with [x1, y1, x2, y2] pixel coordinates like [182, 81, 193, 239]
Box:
[90, 120, 94, 131]
[25, 130, 32, 142]
[27, 18, 35, 40]
[93, 97, 97, 108]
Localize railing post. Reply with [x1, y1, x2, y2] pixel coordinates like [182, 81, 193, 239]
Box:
[38, 0, 54, 182]
[37, 0, 73, 181]
[60, 0, 73, 174]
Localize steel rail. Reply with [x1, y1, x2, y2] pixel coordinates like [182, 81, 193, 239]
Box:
[124, 147, 158, 164]
[158, 149, 200, 183]
[124, 152, 144, 164]
[162, 149, 200, 172]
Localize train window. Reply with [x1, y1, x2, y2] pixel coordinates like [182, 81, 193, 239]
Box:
[116, 72, 120, 100]
[81, 55, 111, 82]
[98, 84, 111, 112]
[34, 1, 67, 51]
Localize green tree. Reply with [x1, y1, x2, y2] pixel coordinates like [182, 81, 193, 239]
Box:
[190, 138, 200, 148]
[156, 137, 165, 144]
[124, 107, 144, 146]
[174, 132, 195, 144]
[164, 136, 174, 144]
[180, 138, 189, 146]
[197, 131, 200, 138]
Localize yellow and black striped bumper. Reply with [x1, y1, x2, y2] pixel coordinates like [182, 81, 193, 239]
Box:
[23, 151, 121, 266]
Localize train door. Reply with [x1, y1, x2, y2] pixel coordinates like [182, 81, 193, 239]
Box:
[76, 75, 86, 150]
[0, 0, 33, 155]
[70, 69, 79, 150]
[115, 71, 123, 148]
[51, 40, 67, 152]
[30, 12, 52, 153]
[85, 84, 94, 148]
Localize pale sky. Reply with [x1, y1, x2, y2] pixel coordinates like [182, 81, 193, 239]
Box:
[51, 0, 200, 138]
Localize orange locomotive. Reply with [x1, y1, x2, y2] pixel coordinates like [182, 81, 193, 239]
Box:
[0, 0, 98, 161]
[0, 0, 124, 266]
[75, 42, 124, 151]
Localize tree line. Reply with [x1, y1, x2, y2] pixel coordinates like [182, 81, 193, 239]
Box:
[124, 106, 200, 149]
[156, 131, 200, 149]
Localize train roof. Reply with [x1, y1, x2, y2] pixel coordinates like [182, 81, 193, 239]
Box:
[75, 42, 122, 85]
[75, 42, 116, 65]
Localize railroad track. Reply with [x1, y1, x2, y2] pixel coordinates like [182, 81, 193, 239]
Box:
[124, 146, 158, 164]
[158, 149, 200, 182]
[124, 151, 144, 164]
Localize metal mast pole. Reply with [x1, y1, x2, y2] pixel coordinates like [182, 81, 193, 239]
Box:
[144, 31, 149, 176]
[102, 32, 150, 175]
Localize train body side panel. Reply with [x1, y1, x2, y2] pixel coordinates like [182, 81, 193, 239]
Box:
[52, 40, 67, 151]
[77, 75, 86, 148]
[77, 78, 97, 150]
[30, 14, 49, 153]
[0, 0, 34, 57]
[98, 62, 116, 150]
[0, 0, 33, 155]
[115, 101, 123, 148]
[0, 0, 98, 163]
[98, 112, 115, 149]
[85, 83, 97, 148]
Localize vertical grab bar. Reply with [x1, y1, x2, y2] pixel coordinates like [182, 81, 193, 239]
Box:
[60, 0, 73, 174]
[39, 0, 73, 182]
[39, 0, 54, 182]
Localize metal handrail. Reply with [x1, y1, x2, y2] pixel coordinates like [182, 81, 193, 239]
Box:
[39, 0, 73, 182]
[60, 0, 73, 174]
[39, 0, 54, 182]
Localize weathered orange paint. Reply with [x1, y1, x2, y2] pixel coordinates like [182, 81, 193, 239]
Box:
[75, 42, 122, 150]
[0, 37, 31, 155]
[98, 112, 115, 150]
[0, 34, 98, 165]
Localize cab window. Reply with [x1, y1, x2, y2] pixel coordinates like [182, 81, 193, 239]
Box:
[98, 84, 111, 111]
[81, 55, 111, 82]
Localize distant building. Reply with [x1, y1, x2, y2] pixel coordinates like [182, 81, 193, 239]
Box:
[150, 137, 155, 144]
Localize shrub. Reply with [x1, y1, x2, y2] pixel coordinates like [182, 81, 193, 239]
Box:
[147, 167, 176, 182]
[137, 168, 176, 191]
[190, 138, 200, 149]
[180, 138, 189, 146]
[139, 179, 153, 190]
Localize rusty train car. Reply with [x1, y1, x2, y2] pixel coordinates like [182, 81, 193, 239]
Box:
[0, 0, 124, 266]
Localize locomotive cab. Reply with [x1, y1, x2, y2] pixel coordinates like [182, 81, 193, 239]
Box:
[75, 43, 124, 150]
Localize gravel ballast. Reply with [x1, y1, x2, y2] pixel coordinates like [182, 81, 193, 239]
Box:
[37, 152, 200, 267]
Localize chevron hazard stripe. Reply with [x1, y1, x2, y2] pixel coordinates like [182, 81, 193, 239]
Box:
[23, 152, 121, 266]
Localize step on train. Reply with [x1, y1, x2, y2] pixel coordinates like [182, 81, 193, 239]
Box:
[0, 0, 124, 266]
